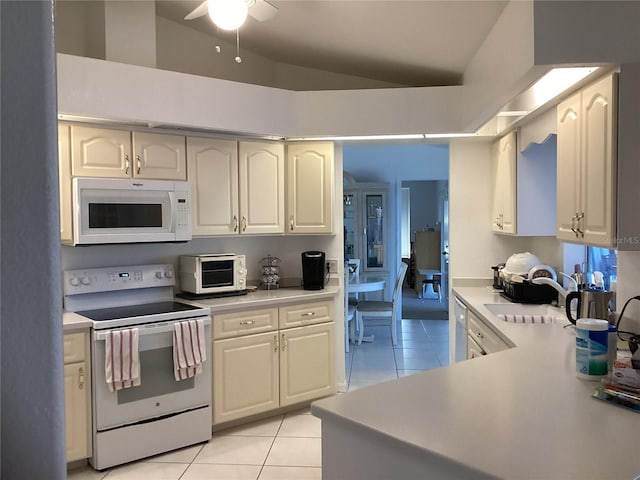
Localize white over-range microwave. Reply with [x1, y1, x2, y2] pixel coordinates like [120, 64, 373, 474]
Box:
[180, 254, 247, 295]
[70, 177, 192, 245]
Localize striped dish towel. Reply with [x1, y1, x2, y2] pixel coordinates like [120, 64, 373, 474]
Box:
[105, 328, 140, 392]
[173, 319, 206, 381]
[498, 314, 553, 324]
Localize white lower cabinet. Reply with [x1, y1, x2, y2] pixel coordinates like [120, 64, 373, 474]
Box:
[63, 332, 91, 462]
[212, 301, 335, 425]
[213, 331, 280, 424]
[280, 323, 335, 407]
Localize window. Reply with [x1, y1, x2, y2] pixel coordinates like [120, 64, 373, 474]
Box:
[586, 246, 617, 291]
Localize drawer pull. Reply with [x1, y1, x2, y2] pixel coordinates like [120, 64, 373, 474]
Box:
[301, 312, 315, 317]
[476, 332, 484, 340]
[274, 334, 279, 351]
[281, 333, 286, 351]
[239, 320, 255, 326]
[78, 367, 85, 390]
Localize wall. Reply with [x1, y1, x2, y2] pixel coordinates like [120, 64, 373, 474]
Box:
[403, 181, 441, 235]
[1, 1, 66, 478]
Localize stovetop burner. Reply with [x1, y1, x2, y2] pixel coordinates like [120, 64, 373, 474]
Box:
[77, 301, 201, 322]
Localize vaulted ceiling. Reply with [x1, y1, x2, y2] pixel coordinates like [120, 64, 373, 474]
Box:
[155, 0, 508, 87]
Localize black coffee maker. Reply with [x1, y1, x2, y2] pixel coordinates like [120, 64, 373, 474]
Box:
[301, 251, 326, 290]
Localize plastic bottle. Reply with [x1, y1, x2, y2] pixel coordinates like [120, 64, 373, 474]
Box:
[575, 318, 609, 380]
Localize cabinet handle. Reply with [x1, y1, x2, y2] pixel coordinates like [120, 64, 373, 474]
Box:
[290, 215, 294, 231]
[281, 333, 286, 351]
[570, 214, 578, 235]
[274, 334, 279, 351]
[124, 154, 130, 175]
[136, 155, 141, 175]
[476, 332, 484, 340]
[242, 216, 247, 232]
[301, 311, 315, 317]
[78, 366, 85, 390]
[500, 213, 504, 230]
[233, 215, 238, 232]
[575, 212, 584, 237]
[239, 320, 255, 326]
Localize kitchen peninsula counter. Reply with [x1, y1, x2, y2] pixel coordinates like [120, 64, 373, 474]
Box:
[312, 286, 640, 480]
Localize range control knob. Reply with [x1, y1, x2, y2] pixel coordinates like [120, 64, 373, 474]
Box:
[70, 276, 81, 287]
[156, 271, 164, 279]
[81, 276, 91, 286]
[164, 270, 173, 279]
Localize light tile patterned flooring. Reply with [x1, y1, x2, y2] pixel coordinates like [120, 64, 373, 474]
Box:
[68, 293, 449, 480]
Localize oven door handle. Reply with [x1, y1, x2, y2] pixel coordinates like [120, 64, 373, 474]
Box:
[94, 318, 211, 341]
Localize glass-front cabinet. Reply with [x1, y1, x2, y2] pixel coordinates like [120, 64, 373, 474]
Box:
[344, 183, 388, 272]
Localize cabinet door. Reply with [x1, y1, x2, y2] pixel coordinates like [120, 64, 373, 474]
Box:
[132, 132, 186, 180]
[280, 323, 335, 407]
[491, 131, 517, 234]
[556, 92, 582, 242]
[286, 142, 334, 234]
[581, 75, 616, 247]
[71, 126, 131, 178]
[64, 362, 88, 462]
[187, 137, 239, 235]
[213, 332, 279, 424]
[58, 125, 73, 243]
[238, 141, 285, 234]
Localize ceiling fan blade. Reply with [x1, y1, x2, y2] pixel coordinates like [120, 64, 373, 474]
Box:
[184, 1, 208, 20]
[248, 0, 278, 22]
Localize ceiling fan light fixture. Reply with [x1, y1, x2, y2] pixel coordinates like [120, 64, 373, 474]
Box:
[207, 0, 248, 31]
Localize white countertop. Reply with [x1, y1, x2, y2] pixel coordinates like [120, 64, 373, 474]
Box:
[62, 285, 339, 331]
[312, 286, 640, 479]
[62, 311, 94, 332]
[177, 285, 339, 312]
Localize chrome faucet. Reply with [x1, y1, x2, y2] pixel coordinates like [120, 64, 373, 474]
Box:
[531, 273, 579, 308]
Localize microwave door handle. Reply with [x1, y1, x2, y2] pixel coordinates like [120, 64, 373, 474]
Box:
[168, 192, 177, 232]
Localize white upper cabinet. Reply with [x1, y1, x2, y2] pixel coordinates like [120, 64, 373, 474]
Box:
[58, 124, 73, 243]
[286, 142, 334, 234]
[187, 137, 239, 235]
[239, 141, 285, 234]
[491, 131, 517, 234]
[556, 74, 616, 247]
[72, 126, 131, 178]
[71, 126, 186, 180]
[132, 132, 186, 180]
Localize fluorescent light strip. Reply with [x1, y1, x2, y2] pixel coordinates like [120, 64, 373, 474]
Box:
[288, 133, 476, 141]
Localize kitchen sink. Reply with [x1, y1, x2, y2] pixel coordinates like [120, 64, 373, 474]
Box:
[483, 303, 564, 324]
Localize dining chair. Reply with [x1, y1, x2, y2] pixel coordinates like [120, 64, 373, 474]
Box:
[344, 267, 356, 352]
[355, 262, 408, 346]
[346, 258, 361, 305]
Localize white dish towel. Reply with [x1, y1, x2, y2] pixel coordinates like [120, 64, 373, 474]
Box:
[105, 328, 140, 392]
[173, 319, 206, 381]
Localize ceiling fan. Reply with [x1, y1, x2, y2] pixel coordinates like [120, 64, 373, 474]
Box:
[184, 0, 278, 30]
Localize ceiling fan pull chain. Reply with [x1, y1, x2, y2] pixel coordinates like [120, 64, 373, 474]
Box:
[235, 29, 242, 63]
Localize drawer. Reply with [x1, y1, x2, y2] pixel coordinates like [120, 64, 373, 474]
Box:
[467, 311, 509, 355]
[279, 301, 333, 329]
[63, 332, 86, 364]
[213, 308, 278, 340]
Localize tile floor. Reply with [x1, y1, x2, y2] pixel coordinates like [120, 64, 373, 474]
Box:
[68, 291, 449, 480]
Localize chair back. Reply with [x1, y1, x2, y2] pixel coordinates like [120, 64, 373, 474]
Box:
[346, 258, 360, 278]
[392, 262, 409, 304]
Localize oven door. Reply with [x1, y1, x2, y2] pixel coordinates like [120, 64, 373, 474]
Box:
[92, 316, 211, 431]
